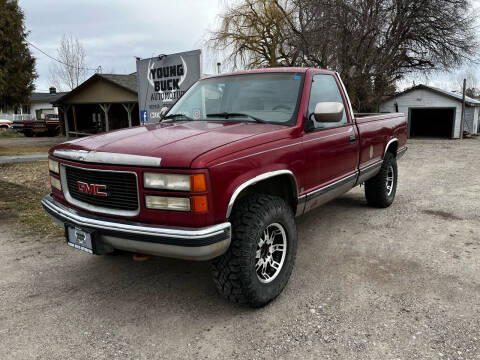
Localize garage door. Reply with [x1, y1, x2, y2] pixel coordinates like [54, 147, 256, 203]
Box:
[409, 108, 455, 138]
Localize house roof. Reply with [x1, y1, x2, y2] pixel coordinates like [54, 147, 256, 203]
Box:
[394, 84, 480, 106]
[30, 92, 68, 103]
[99, 73, 138, 93]
[54, 73, 138, 104]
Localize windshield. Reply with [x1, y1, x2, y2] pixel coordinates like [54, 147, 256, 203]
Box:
[167, 72, 304, 125]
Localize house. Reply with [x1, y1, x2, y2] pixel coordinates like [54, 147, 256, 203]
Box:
[380, 85, 480, 138]
[0, 87, 66, 121]
[30, 87, 68, 119]
[53, 73, 139, 138]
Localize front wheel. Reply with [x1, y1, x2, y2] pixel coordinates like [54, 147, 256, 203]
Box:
[365, 152, 398, 208]
[211, 194, 297, 308]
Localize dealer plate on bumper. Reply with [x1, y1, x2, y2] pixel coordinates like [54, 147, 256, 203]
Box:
[66, 226, 94, 254]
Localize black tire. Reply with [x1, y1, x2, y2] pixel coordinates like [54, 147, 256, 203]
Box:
[24, 131, 33, 137]
[48, 127, 60, 137]
[212, 194, 297, 308]
[365, 152, 398, 208]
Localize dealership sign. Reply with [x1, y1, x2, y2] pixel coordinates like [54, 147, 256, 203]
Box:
[136, 49, 201, 123]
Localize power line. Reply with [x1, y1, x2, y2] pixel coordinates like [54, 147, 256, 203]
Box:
[27, 40, 99, 72]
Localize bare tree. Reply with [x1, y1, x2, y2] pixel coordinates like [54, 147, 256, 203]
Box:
[208, 0, 299, 69]
[210, 0, 478, 111]
[48, 35, 88, 91]
[453, 68, 479, 97]
[287, 0, 478, 110]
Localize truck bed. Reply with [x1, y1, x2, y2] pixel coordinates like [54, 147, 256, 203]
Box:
[354, 113, 405, 123]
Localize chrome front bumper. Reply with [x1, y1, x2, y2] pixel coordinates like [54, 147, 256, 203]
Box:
[41, 194, 231, 260]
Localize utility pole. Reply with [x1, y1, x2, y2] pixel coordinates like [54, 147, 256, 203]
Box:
[460, 78, 466, 139]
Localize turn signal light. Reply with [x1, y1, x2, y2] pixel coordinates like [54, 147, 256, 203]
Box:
[48, 159, 59, 174]
[191, 195, 208, 213]
[191, 174, 207, 192]
[50, 175, 61, 191]
[145, 195, 190, 211]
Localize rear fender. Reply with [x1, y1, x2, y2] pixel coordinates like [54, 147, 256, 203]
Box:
[384, 138, 399, 158]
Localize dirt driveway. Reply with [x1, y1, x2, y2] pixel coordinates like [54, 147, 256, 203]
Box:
[0, 135, 68, 157]
[0, 139, 479, 359]
[0, 135, 67, 148]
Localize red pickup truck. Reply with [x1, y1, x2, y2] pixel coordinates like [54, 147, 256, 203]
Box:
[42, 68, 407, 307]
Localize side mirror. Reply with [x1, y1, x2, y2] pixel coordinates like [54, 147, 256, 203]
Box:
[159, 106, 169, 119]
[313, 102, 344, 123]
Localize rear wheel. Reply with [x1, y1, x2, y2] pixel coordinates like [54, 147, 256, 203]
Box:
[365, 152, 398, 208]
[211, 194, 297, 307]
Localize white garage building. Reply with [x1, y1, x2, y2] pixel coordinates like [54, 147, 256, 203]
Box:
[380, 85, 480, 138]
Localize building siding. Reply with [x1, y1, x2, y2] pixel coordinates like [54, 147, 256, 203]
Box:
[473, 107, 479, 134]
[30, 102, 58, 120]
[61, 79, 137, 104]
[464, 107, 474, 133]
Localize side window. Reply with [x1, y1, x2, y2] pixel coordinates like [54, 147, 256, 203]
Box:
[307, 74, 347, 129]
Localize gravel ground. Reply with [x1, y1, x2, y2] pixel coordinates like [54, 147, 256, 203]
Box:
[0, 138, 479, 359]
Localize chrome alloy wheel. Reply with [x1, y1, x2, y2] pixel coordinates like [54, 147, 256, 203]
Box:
[255, 223, 287, 284]
[386, 165, 395, 196]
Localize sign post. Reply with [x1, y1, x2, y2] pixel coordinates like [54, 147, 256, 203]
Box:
[136, 50, 201, 124]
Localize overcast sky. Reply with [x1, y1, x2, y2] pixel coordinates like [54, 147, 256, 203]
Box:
[20, 0, 221, 91]
[20, 0, 480, 93]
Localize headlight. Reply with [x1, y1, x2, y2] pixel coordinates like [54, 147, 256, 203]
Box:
[50, 175, 61, 191]
[143, 173, 206, 192]
[145, 195, 190, 211]
[48, 159, 59, 174]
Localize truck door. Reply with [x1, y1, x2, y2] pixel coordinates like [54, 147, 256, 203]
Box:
[301, 73, 359, 212]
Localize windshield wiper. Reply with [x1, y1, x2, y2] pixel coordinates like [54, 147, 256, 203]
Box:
[206, 112, 269, 124]
[162, 113, 194, 122]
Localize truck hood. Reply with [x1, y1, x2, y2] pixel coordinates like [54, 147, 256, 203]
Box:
[53, 121, 286, 168]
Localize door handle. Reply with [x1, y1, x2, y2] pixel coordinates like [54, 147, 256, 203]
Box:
[349, 135, 356, 143]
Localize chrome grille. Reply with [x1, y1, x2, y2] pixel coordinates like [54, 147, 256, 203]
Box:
[63, 165, 139, 213]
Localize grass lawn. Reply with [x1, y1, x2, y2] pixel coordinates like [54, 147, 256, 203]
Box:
[0, 145, 51, 156]
[0, 129, 22, 138]
[0, 161, 63, 238]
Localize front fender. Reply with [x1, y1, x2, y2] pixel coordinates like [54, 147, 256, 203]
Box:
[210, 163, 300, 222]
[225, 169, 298, 218]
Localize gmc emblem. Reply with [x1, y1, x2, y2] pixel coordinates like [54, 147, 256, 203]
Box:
[77, 181, 108, 197]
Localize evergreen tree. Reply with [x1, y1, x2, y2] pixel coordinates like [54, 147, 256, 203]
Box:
[0, 0, 36, 112]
